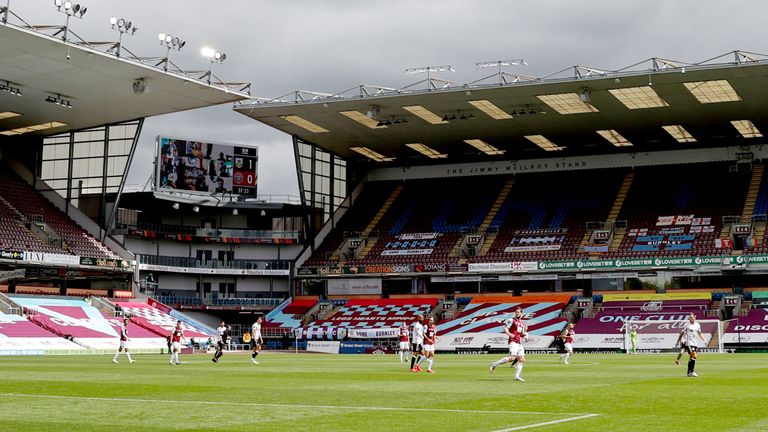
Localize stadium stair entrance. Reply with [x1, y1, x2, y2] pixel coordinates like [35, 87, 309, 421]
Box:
[606, 170, 635, 253]
[354, 184, 403, 261]
[475, 179, 514, 257]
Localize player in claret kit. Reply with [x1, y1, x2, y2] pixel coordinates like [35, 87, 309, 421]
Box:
[675, 313, 707, 377]
[112, 317, 135, 364]
[415, 317, 438, 373]
[169, 320, 185, 365]
[489, 306, 528, 381]
[398, 323, 410, 364]
[559, 322, 575, 365]
[410, 315, 425, 372]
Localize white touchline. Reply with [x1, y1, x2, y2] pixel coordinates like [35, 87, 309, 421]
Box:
[0, 393, 595, 417]
[489, 413, 601, 432]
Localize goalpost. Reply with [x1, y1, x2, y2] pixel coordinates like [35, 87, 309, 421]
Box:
[622, 319, 725, 354]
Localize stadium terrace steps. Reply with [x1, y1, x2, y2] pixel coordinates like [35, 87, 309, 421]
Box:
[0, 171, 120, 259]
[606, 170, 635, 224]
[9, 296, 167, 350]
[0, 311, 84, 352]
[742, 163, 764, 219]
[608, 227, 626, 253]
[363, 184, 403, 237]
[115, 301, 211, 340]
[479, 179, 515, 232]
[436, 298, 568, 351]
[476, 231, 497, 256]
[301, 298, 438, 339]
[265, 298, 318, 330]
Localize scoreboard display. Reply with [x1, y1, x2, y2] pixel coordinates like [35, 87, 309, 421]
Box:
[232, 146, 258, 195]
[157, 136, 258, 196]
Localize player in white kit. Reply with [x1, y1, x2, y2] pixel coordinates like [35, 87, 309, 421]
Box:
[675, 313, 706, 377]
[251, 316, 264, 364]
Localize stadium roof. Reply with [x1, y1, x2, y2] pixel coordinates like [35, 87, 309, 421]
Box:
[235, 51, 768, 164]
[0, 23, 249, 137]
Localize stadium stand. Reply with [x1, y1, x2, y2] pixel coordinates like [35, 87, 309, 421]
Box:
[298, 162, 761, 271]
[301, 298, 438, 339]
[263, 298, 317, 332]
[474, 169, 625, 262]
[576, 292, 714, 349]
[611, 163, 749, 258]
[115, 301, 212, 339]
[0, 310, 84, 352]
[0, 171, 119, 259]
[436, 294, 569, 350]
[10, 296, 166, 349]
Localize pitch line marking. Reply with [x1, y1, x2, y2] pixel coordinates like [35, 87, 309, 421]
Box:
[0, 393, 596, 417]
[490, 413, 601, 432]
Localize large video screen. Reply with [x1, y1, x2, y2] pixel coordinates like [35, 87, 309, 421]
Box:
[156, 136, 258, 196]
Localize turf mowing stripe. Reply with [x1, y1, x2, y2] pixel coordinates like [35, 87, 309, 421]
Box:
[489, 413, 601, 431]
[0, 393, 594, 416]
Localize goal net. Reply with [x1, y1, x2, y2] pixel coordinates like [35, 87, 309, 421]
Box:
[622, 319, 724, 354]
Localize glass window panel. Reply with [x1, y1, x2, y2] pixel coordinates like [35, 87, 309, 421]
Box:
[89, 141, 104, 156]
[41, 161, 54, 178]
[54, 160, 68, 178]
[107, 156, 128, 176]
[106, 176, 122, 187]
[74, 129, 105, 142]
[109, 139, 132, 155]
[302, 173, 312, 189]
[88, 158, 103, 176]
[109, 124, 137, 140]
[42, 146, 55, 160]
[299, 143, 312, 157]
[106, 186, 119, 193]
[317, 176, 330, 194]
[334, 180, 345, 197]
[318, 151, 330, 162]
[73, 142, 90, 158]
[54, 144, 70, 159]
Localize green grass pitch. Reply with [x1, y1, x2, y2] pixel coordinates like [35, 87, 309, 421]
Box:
[0, 352, 766, 431]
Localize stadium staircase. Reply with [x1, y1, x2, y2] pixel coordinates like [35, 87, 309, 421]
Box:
[0, 291, 23, 315]
[606, 170, 635, 253]
[354, 184, 404, 260]
[476, 179, 515, 257]
[742, 163, 764, 219]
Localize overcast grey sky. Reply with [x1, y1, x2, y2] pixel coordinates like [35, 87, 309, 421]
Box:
[10, 1, 768, 197]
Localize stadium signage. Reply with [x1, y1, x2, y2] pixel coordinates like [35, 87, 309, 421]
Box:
[327, 278, 382, 295]
[79, 257, 130, 269]
[22, 252, 80, 266]
[0, 249, 23, 260]
[468, 262, 537, 272]
[346, 327, 400, 338]
[139, 263, 288, 276]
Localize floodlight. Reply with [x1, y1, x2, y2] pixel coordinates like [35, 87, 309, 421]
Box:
[232, 209, 238, 215]
[117, 18, 124, 27]
[201, 46, 215, 58]
[172, 37, 179, 46]
[158, 33, 166, 41]
[54, 0, 63, 7]
[165, 35, 172, 43]
[192, 206, 200, 213]
[172, 203, 180, 210]
[64, 1, 73, 10]
[109, 16, 117, 25]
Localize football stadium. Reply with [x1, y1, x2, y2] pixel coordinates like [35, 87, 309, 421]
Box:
[1, 2, 768, 431]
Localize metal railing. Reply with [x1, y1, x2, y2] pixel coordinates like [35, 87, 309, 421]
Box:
[140, 254, 291, 270]
[125, 221, 302, 241]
